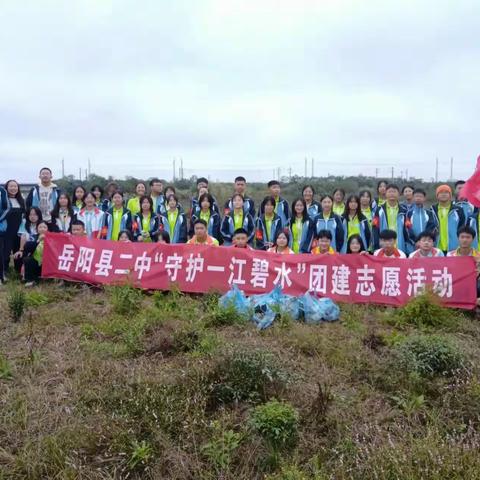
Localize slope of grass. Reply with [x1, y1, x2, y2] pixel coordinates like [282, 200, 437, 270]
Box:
[1, 280, 479, 479]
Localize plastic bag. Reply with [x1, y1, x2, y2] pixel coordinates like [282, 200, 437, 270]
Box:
[249, 284, 283, 309]
[277, 294, 301, 321]
[300, 293, 339, 324]
[251, 304, 277, 330]
[218, 285, 250, 316]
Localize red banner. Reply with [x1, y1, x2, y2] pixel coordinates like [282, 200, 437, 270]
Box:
[42, 233, 478, 309]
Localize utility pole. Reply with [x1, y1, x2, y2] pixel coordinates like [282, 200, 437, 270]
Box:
[435, 157, 439, 183]
[304, 157, 307, 178]
[391, 167, 394, 179]
[288, 167, 292, 180]
[62, 158, 65, 177]
[406, 168, 409, 181]
[79, 168, 82, 181]
[311, 158, 314, 177]
[450, 157, 453, 180]
[85, 169, 88, 180]
[375, 168, 379, 178]
[88, 158, 91, 176]
[180, 158, 184, 179]
[173, 158, 176, 181]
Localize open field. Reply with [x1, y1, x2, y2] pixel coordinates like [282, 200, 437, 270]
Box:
[1, 280, 480, 479]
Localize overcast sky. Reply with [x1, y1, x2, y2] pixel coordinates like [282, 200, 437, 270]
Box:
[0, 0, 478, 183]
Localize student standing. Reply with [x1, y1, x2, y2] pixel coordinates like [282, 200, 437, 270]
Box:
[0, 184, 11, 283]
[126, 182, 147, 216]
[224, 176, 255, 218]
[341, 194, 371, 253]
[332, 189, 346, 216]
[133, 196, 160, 243]
[405, 189, 436, 254]
[372, 184, 409, 252]
[26, 167, 61, 222]
[190, 193, 222, 243]
[158, 194, 188, 243]
[76, 192, 106, 239]
[313, 195, 344, 252]
[255, 196, 283, 250]
[302, 185, 321, 219]
[105, 191, 132, 241]
[3, 180, 24, 276]
[72, 185, 86, 214]
[430, 184, 465, 255]
[91, 185, 104, 207]
[453, 180, 474, 221]
[149, 178, 165, 215]
[260, 181, 290, 228]
[287, 198, 315, 253]
[101, 182, 120, 212]
[372, 180, 388, 210]
[359, 190, 374, 227]
[50, 193, 74, 233]
[220, 193, 255, 246]
[401, 185, 415, 209]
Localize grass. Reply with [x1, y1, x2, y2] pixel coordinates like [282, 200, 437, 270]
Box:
[1, 279, 480, 479]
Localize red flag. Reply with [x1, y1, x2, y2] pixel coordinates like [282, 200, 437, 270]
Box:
[459, 156, 480, 207]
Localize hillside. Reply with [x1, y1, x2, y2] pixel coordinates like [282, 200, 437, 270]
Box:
[1, 280, 480, 479]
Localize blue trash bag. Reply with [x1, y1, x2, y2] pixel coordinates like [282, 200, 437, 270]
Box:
[251, 304, 277, 330]
[300, 293, 340, 324]
[249, 284, 283, 309]
[218, 285, 250, 316]
[278, 294, 301, 321]
[318, 297, 340, 322]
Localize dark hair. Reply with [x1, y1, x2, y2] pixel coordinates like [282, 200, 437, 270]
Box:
[379, 229, 397, 241]
[37, 220, 49, 230]
[274, 230, 290, 245]
[413, 188, 426, 196]
[25, 207, 43, 233]
[231, 193, 244, 204]
[454, 180, 465, 189]
[291, 198, 308, 222]
[377, 180, 388, 192]
[166, 194, 178, 205]
[83, 192, 97, 204]
[320, 194, 334, 203]
[386, 184, 399, 192]
[135, 182, 147, 193]
[72, 185, 87, 203]
[359, 190, 372, 204]
[196, 177, 208, 186]
[344, 194, 362, 219]
[233, 228, 248, 236]
[235, 176, 246, 183]
[332, 188, 345, 199]
[4, 180, 25, 210]
[157, 231, 171, 243]
[118, 229, 133, 241]
[105, 181, 119, 192]
[458, 225, 476, 239]
[416, 230, 436, 242]
[317, 229, 333, 240]
[39, 167, 52, 174]
[91, 185, 104, 198]
[346, 234, 366, 253]
[198, 193, 214, 210]
[268, 180, 280, 188]
[164, 185, 176, 194]
[139, 195, 153, 214]
[51, 193, 74, 220]
[71, 219, 85, 229]
[193, 219, 208, 228]
[302, 185, 315, 196]
[261, 195, 276, 212]
[149, 178, 163, 186]
[401, 185, 415, 194]
[111, 190, 124, 200]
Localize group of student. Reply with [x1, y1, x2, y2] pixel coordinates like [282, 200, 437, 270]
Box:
[0, 167, 478, 287]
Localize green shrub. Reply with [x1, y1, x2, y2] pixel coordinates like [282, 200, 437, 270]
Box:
[394, 335, 465, 377]
[127, 439, 153, 471]
[25, 290, 51, 306]
[107, 284, 143, 316]
[0, 353, 13, 379]
[250, 400, 299, 451]
[208, 349, 290, 407]
[201, 422, 242, 473]
[7, 287, 26, 322]
[393, 290, 460, 329]
[206, 304, 248, 328]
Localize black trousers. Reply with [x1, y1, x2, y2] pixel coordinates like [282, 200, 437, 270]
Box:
[0, 234, 4, 281]
[23, 256, 41, 283]
[3, 230, 22, 273]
